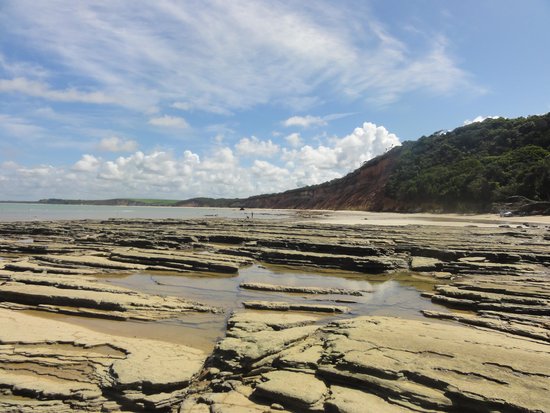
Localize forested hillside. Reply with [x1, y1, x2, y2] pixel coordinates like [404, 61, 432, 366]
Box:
[385, 114, 550, 211]
[233, 113, 550, 213]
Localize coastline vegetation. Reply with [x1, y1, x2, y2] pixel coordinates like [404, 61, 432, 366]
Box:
[385, 114, 550, 212]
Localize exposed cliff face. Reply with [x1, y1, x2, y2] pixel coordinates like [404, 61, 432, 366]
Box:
[238, 147, 402, 211]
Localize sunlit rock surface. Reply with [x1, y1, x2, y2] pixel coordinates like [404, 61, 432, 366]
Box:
[0, 217, 548, 412]
[0, 309, 206, 412]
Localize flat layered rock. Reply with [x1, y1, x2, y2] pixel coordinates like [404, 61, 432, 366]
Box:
[110, 248, 251, 273]
[318, 316, 550, 412]
[226, 311, 320, 332]
[180, 387, 290, 413]
[254, 370, 327, 411]
[0, 278, 217, 320]
[430, 274, 550, 338]
[35, 253, 150, 271]
[422, 310, 550, 342]
[213, 312, 319, 371]
[191, 314, 550, 413]
[240, 281, 369, 295]
[326, 385, 415, 413]
[3, 258, 101, 275]
[231, 246, 408, 273]
[410, 256, 443, 272]
[0, 270, 135, 293]
[243, 300, 350, 313]
[0, 309, 206, 412]
[1, 217, 548, 278]
[276, 341, 323, 371]
[1, 218, 549, 412]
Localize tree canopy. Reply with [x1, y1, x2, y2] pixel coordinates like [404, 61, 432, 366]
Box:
[385, 114, 550, 211]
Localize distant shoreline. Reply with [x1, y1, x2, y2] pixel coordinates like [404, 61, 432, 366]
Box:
[1, 201, 549, 227]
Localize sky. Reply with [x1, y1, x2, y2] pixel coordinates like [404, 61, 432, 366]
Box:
[1, 0, 549, 201]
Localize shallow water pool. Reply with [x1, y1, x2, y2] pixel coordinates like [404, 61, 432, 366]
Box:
[70, 264, 451, 350]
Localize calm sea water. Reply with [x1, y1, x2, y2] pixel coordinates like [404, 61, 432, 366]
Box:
[0, 202, 294, 222]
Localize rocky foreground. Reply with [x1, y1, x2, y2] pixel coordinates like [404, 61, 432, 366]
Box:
[0, 217, 549, 412]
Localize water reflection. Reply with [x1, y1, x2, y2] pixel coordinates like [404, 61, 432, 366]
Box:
[37, 265, 449, 351]
[103, 264, 447, 319]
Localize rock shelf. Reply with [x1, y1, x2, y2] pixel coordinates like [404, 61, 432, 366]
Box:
[0, 271, 218, 321]
[240, 281, 369, 295]
[0, 309, 206, 412]
[183, 313, 550, 413]
[243, 300, 351, 313]
[0, 217, 548, 412]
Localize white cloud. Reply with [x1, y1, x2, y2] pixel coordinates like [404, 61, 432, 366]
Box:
[0, 52, 48, 79]
[0, 113, 44, 137]
[331, 122, 400, 169]
[463, 115, 501, 125]
[72, 154, 100, 172]
[283, 115, 327, 128]
[0, 77, 117, 104]
[17, 165, 55, 177]
[0, 120, 400, 200]
[97, 136, 138, 153]
[285, 133, 302, 148]
[1, 161, 19, 170]
[171, 101, 231, 116]
[0, 1, 475, 115]
[171, 102, 192, 111]
[148, 115, 189, 128]
[282, 113, 355, 129]
[281, 122, 400, 185]
[235, 136, 279, 158]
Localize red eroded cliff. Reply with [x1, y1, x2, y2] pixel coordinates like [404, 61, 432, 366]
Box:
[239, 147, 401, 211]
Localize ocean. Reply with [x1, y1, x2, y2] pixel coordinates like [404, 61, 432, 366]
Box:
[0, 202, 294, 222]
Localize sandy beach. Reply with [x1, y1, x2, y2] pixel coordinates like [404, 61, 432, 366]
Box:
[301, 209, 550, 227]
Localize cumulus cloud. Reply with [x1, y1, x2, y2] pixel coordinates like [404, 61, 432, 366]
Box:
[0, 120, 401, 200]
[283, 115, 327, 128]
[235, 136, 279, 158]
[331, 122, 400, 169]
[285, 133, 302, 148]
[97, 136, 138, 153]
[72, 154, 100, 172]
[284, 122, 399, 170]
[16, 165, 55, 177]
[463, 115, 502, 125]
[148, 115, 189, 128]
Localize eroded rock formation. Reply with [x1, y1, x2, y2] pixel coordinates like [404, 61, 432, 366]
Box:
[0, 217, 548, 412]
[183, 312, 550, 412]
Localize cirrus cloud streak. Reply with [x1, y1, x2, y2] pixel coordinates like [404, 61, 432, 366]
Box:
[0, 1, 475, 114]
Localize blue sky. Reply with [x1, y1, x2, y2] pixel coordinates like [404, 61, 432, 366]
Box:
[1, 0, 549, 200]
